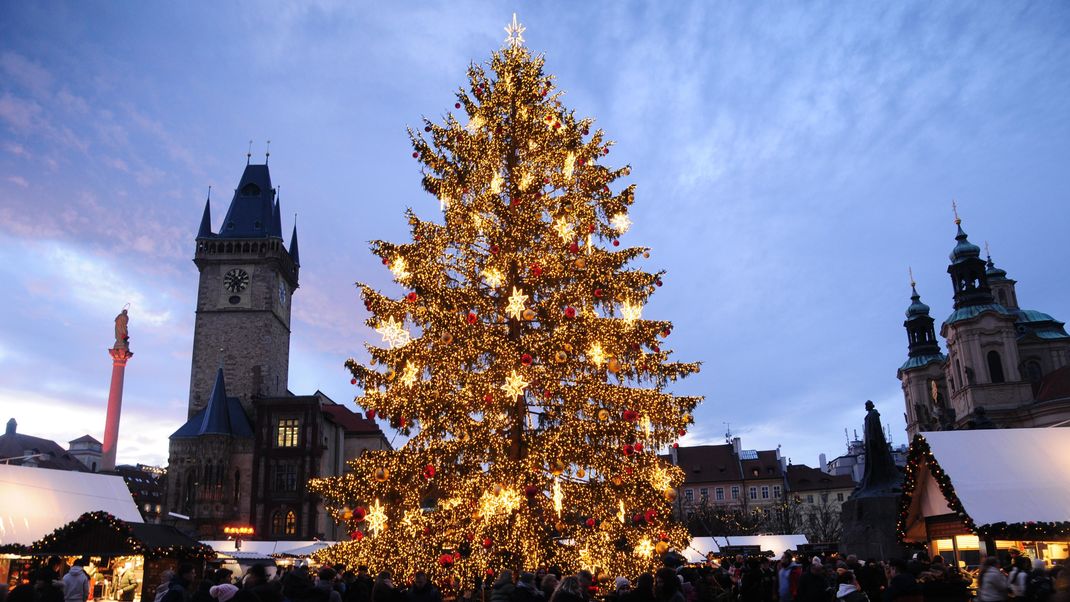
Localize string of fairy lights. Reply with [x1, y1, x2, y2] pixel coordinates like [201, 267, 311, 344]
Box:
[309, 16, 701, 586]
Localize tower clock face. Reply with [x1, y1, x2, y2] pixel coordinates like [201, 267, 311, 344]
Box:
[224, 268, 250, 293]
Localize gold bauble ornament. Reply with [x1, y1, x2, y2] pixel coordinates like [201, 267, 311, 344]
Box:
[600, 519, 614, 532]
[597, 409, 610, 421]
[373, 467, 390, 482]
[576, 468, 586, 478]
[663, 487, 677, 502]
[555, 521, 567, 532]
[563, 343, 573, 353]
[492, 483, 503, 495]
[386, 370, 396, 381]
[608, 357, 621, 373]
[552, 460, 566, 475]
[554, 350, 567, 363]
[655, 541, 669, 554]
[612, 476, 623, 486]
[440, 332, 454, 344]
[522, 308, 536, 321]
[575, 258, 586, 269]
[643, 251, 650, 259]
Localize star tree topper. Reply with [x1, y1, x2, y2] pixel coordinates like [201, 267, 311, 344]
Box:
[504, 13, 525, 49]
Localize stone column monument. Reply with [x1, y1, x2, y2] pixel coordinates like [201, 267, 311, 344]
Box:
[102, 308, 133, 471]
[839, 400, 905, 559]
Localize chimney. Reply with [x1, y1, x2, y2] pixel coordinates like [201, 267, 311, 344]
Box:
[819, 453, 828, 472]
[731, 437, 741, 455]
[5, 418, 15, 435]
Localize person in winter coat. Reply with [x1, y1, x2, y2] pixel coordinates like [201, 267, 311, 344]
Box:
[512, 573, 543, 602]
[62, 561, 89, 602]
[313, 569, 342, 602]
[795, 561, 828, 602]
[779, 556, 803, 602]
[654, 569, 684, 602]
[977, 558, 1009, 602]
[371, 572, 403, 602]
[540, 576, 559, 602]
[835, 572, 868, 602]
[623, 575, 655, 602]
[117, 564, 139, 602]
[490, 571, 515, 602]
[153, 571, 175, 602]
[161, 564, 196, 602]
[1009, 557, 1032, 599]
[883, 560, 921, 602]
[549, 577, 584, 602]
[405, 573, 441, 602]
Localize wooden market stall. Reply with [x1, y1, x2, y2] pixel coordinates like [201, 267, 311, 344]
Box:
[32, 511, 214, 602]
[899, 428, 1070, 569]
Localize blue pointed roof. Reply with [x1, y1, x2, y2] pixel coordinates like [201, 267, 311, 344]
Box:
[289, 222, 300, 266]
[220, 163, 279, 239]
[949, 221, 981, 264]
[170, 368, 253, 438]
[197, 196, 213, 238]
[271, 199, 283, 238]
[906, 284, 931, 319]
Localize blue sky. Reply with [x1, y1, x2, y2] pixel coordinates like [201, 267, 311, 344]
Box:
[1, 2, 1068, 467]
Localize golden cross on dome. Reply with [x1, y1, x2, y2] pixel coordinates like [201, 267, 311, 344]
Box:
[951, 199, 960, 224]
[908, 267, 915, 288]
[504, 13, 526, 48]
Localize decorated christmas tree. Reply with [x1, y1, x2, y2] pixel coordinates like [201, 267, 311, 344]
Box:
[310, 16, 702, 584]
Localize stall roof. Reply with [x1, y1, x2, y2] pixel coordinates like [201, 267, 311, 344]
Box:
[683, 534, 809, 562]
[0, 464, 143, 546]
[917, 428, 1070, 527]
[33, 512, 210, 559]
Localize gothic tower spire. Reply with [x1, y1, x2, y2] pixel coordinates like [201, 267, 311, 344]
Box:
[947, 214, 994, 310]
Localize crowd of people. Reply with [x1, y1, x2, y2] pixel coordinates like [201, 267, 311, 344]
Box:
[2, 551, 1066, 602]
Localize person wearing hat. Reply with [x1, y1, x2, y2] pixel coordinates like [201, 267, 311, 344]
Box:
[513, 573, 544, 602]
[209, 585, 238, 602]
[795, 559, 828, 602]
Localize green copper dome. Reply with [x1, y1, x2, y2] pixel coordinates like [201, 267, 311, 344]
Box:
[949, 222, 981, 264]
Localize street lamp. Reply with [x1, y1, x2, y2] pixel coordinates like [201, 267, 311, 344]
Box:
[223, 525, 254, 551]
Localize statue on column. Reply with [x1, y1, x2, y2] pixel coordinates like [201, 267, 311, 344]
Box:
[114, 307, 130, 350]
[854, 400, 902, 498]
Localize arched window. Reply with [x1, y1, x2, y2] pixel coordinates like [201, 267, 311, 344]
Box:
[271, 511, 285, 535]
[987, 350, 1005, 384]
[285, 511, 297, 536]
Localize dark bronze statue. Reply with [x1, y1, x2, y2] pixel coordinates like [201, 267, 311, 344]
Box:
[854, 400, 902, 498]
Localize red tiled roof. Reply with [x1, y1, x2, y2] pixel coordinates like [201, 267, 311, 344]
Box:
[785, 464, 855, 492]
[1036, 364, 1070, 402]
[322, 405, 384, 435]
[670, 444, 742, 483]
[741, 450, 782, 481]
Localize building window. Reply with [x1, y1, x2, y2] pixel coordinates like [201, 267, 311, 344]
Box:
[837, 492, 844, 502]
[821, 492, 829, 503]
[274, 464, 298, 492]
[285, 511, 297, 535]
[987, 350, 1005, 384]
[749, 486, 757, 500]
[699, 488, 708, 502]
[731, 486, 740, 500]
[276, 418, 300, 447]
[773, 485, 781, 499]
[684, 489, 694, 504]
[761, 486, 770, 499]
[715, 487, 725, 501]
[806, 494, 814, 503]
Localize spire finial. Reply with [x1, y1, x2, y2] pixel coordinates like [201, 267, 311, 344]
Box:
[265, 139, 271, 164]
[908, 266, 915, 288]
[218, 347, 225, 368]
[952, 199, 960, 225]
[246, 140, 253, 165]
[984, 240, 991, 260]
[207, 185, 212, 200]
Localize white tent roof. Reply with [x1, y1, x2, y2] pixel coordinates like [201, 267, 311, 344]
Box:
[0, 464, 143, 546]
[683, 534, 809, 562]
[202, 540, 334, 556]
[919, 428, 1070, 526]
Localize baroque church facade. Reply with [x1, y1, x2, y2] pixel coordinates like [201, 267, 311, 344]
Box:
[164, 161, 389, 540]
[898, 218, 1070, 437]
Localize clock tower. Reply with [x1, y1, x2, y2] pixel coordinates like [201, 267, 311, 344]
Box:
[189, 161, 300, 418]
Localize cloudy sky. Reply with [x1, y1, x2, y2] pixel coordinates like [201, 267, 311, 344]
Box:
[1, 2, 1068, 468]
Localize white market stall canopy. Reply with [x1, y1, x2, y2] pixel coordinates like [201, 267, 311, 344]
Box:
[202, 540, 336, 557]
[0, 464, 143, 546]
[683, 534, 809, 562]
[915, 428, 1070, 527]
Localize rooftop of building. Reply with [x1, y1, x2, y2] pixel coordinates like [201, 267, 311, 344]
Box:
[785, 463, 855, 492]
[1, 418, 90, 472]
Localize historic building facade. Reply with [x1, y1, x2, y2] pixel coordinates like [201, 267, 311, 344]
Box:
[164, 161, 388, 540]
[898, 219, 1070, 437]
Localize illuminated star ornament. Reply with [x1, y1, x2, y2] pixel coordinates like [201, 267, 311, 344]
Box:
[504, 12, 525, 48]
[634, 538, 654, 557]
[553, 217, 574, 242]
[501, 370, 529, 398]
[389, 257, 410, 282]
[620, 300, 642, 325]
[587, 342, 606, 367]
[483, 268, 504, 288]
[504, 287, 529, 320]
[365, 498, 387, 535]
[610, 213, 632, 234]
[375, 317, 411, 349]
[400, 361, 420, 387]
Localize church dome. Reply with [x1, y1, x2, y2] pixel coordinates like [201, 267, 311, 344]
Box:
[906, 286, 930, 319]
[986, 258, 1008, 279]
[949, 223, 981, 264]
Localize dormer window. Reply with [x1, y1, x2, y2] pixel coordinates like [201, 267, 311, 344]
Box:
[241, 183, 261, 196]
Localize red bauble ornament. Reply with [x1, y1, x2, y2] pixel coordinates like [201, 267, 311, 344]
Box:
[594, 288, 603, 298]
[412, 152, 419, 158]
[656, 279, 663, 287]
[438, 554, 454, 567]
[588, 224, 596, 233]
[381, 258, 389, 265]
[521, 353, 533, 366]
[623, 410, 638, 422]
[659, 531, 669, 541]
[510, 196, 520, 206]
[482, 537, 493, 548]
[424, 126, 431, 132]
[569, 242, 580, 254]
[622, 444, 634, 456]
[485, 569, 495, 577]
[407, 292, 418, 303]
[350, 378, 357, 385]
[644, 509, 657, 523]
[366, 409, 376, 420]
[633, 442, 644, 452]
[484, 393, 494, 404]
[530, 263, 542, 277]
[490, 244, 500, 254]
[678, 429, 687, 437]
[350, 530, 364, 541]
[353, 507, 367, 521]
[564, 306, 577, 319]
[467, 311, 478, 324]
[612, 240, 620, 247]
[603, 147, 609, 155]
[524, 485, 539, 498]
[673, 442, 679, 448]
[423, 464, 436, 479]
[585, 518, 596, 528]
[454, 102, 461, 109]
[578, 159, 586, 166]
[652, 344, 660, 353]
